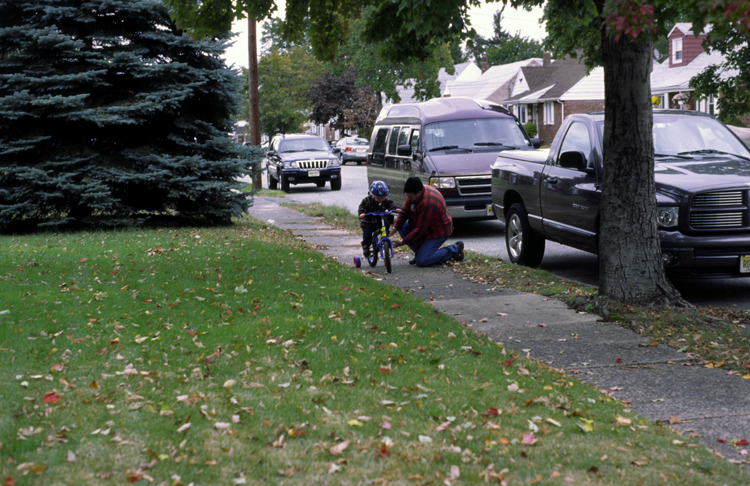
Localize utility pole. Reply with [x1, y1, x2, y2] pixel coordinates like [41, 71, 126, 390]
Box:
[247, 18, 262, 190]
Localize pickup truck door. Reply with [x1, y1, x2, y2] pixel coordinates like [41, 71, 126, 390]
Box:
[540, 121, 601, 252]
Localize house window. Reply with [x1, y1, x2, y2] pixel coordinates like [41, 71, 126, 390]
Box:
[543, 102, 554, 125]
[672, 37, 683, 64]
[707, 95, 715, 116]
[518, 105, 527, 124]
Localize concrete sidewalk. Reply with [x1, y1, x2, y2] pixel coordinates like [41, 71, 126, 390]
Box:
[248, 195, 750, 464]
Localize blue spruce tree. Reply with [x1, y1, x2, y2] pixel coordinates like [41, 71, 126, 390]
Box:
[0, 0, 259, 230]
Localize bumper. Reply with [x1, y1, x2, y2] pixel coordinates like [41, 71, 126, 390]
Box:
[282, 168, 341, 184]
[660, 230, 750, 278]
[444, 195, 494, 221]
[342, 152, 367, 162]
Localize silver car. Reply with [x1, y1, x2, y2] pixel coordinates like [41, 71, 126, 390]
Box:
[335, 137, 369, 165]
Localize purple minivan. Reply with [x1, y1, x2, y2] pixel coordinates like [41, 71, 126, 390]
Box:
[367, 97, 539, 220]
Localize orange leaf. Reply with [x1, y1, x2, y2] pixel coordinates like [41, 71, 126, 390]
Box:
[5, 477, 16, 486]
[51, 363, 63, 372]
[391, 303, 401, 308]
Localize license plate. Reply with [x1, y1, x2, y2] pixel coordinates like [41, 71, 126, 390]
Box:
[486, 204, 494, 216]
[308, 170, 320, 177]
[742, 255, 750, 273]
[357, 148, 367, 152]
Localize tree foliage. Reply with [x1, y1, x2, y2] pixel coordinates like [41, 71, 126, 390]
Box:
[467, 8, 544, 67]
[0, 0, 258, 231]
[307, 67, 377, 137]
[257, 46, 324, 134]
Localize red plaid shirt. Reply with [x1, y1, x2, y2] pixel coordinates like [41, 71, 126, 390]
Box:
[394, 185, 453, 250]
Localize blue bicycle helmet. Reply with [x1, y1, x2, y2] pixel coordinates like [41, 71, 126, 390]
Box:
[370, 180, 389, 198]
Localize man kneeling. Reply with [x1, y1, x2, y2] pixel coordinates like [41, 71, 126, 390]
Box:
[388, 176, 464, 267]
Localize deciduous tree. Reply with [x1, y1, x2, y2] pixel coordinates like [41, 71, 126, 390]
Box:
[308, 67, 377, 137]
[467, 8, 544, 67]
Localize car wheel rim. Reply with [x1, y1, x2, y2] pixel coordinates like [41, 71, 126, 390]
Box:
[508, 214, 522, 259]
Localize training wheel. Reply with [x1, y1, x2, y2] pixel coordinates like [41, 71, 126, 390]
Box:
[353, 256, 362, 268]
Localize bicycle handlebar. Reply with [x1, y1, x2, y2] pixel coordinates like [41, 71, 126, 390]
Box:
[365, 210, 398, 217]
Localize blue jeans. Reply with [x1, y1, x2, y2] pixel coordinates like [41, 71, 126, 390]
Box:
[398, 220, 460, 267]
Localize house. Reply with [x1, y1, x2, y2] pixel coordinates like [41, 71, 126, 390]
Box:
[650, 23, 750, 126]
[503, 53, 602, 144]
[445, 58, 543, 103]
[391, 61, 481, 105]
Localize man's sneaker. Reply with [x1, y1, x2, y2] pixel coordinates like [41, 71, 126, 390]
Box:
[454, 241, 464, 262]
[409, 257, 417, 265]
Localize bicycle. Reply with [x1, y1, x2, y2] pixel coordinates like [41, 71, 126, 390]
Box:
[353, 210, 397, 274]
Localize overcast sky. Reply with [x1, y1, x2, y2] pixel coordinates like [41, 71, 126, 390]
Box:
[221, 2, 546, 69]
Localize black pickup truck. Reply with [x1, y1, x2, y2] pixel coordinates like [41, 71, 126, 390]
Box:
[490, 110, 750, 278]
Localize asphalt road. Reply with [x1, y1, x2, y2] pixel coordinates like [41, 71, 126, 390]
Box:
[252, 162, 750, 310]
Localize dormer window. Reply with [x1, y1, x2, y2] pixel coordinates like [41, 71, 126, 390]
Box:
[672, 37, 683, 64]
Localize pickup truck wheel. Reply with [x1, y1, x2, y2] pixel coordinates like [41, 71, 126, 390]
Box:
[506, 203, 545, 267]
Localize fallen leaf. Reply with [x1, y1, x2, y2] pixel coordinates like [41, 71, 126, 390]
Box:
[578, 418, 594, 433]
[51, 364, 63, 372]
[177, 423, 191, 433]
[418, 435, 433, 443]
[348, 419, 363, 427]
[391, 303, 401, 308]
[521, 433, 536, 445]
[329, 440, 350, 455]
[43, 392, 62, 404]
[482, 407, 500, 416]
[669, 416, 681, 425]
[615, 357, 623, 363]
[615, 416, 632, 426]
[381, 421, 391, 430]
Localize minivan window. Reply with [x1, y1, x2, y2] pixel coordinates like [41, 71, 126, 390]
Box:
[410, 129, 420, 152]
[370, 128, 389, 167]
[388, 127, 401, 155]
[397, 127, 409, 148]
[423, 118, 530, 152]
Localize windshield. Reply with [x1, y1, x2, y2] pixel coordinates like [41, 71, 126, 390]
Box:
[280, 138, 330, 153]
[595, 114, 750, 159]
[423, 118, 531, 152]
[346, 138, 369, 145]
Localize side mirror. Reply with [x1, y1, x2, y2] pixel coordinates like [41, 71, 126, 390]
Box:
[397, 144, 412, 156]
[267, 149, 277, 157]
[530, 137, 541, 149]
[558, 151, 588, 171]
[332, 147, 341, 154]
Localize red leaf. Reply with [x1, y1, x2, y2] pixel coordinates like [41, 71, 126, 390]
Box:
[51, 363, 63, 372]
[737, 439, 749, 446]
[43, 392, 62, 404]
[503, 358, 514, 367]
[391, 303, 401, 308]
[187, 330, 197, 336]
[5, 476, 16, 486]
[482, 407, 500, 416]
[97, 349, 107, 355]
[110, 338, 119, 346]
[79, 258, 86, 262]
[254, 305, 261, 311]
[717, 437, 727, 443]
[341, 286, 349, 291]
[615, 357, 623, 363]
[379, 367, 394, 374]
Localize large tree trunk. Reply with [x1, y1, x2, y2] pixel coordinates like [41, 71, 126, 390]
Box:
[598, 30, 682, 305]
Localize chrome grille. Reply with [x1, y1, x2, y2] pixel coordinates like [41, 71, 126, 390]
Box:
[690, 212, 744, 228]
[456, 176, 491, 196]
[692, 191, 744, 207]
[688, 190, 748, 230]
[297, 159, 328, 169]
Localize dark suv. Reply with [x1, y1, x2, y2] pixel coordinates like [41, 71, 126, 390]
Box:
[265, 134, 342, 192]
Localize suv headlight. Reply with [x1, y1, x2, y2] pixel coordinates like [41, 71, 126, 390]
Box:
[286, 161, 298, 169]
[429, 177, 456, 189]
[328, 158, 340, 167]
[656, 207, 679, 228]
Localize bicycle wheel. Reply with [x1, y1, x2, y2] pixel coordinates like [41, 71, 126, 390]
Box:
[368, 240, 378, 267]
[382, 240, 392, 274]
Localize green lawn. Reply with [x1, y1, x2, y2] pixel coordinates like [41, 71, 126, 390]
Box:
[1, 217, 747, 485]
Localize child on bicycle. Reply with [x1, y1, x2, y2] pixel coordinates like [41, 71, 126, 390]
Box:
[358, 181, 399, 258]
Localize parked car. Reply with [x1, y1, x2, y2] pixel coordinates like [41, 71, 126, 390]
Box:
[335, 137, 370, 165]
[367, 97, 539, 220]
[491, 109, 750, 278]
[265, 133, 342, 192]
